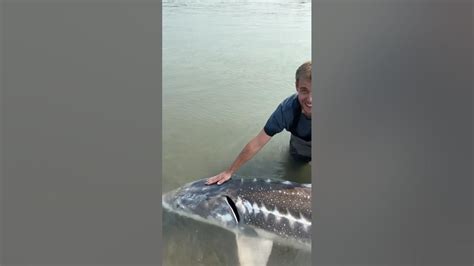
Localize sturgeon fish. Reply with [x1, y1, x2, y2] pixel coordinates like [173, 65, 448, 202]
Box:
[162, 176, 311, 266]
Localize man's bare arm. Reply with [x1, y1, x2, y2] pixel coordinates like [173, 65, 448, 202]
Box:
[206, 129, 271, 185]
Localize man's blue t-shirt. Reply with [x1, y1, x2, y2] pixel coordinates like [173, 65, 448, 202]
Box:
[263, 94, 311, 142]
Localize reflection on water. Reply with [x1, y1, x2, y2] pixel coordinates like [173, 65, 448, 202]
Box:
[163, 0, 311, 265]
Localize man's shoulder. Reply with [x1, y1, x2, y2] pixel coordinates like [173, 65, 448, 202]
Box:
[264, 94, 299, 135]
[279, 94, 299, 110]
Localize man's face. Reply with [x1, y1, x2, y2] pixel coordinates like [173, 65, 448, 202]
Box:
[296, 78, 312, 118]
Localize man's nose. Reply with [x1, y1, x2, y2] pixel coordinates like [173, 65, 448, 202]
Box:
[308, 95, 312, 104]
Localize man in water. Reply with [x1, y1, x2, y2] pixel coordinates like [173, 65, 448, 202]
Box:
[206, 61, 312, 185]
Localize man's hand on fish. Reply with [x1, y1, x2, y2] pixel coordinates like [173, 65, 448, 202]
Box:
[206, 170, 232, 185]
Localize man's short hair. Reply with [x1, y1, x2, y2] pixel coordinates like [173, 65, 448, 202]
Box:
[295, 61, 311, 82]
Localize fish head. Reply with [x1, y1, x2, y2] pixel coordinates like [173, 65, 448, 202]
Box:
[162, 179, 240, 228]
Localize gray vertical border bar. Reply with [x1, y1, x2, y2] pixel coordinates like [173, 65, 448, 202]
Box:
[313, 0, 472, 265]
[1, 0, 162, 264]
[0, 0, 5, 262]
[158, 0, 163, 263]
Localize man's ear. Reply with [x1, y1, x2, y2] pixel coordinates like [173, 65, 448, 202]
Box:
[295, 79, 299, 91]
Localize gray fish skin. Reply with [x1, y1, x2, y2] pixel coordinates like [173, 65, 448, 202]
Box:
[162, 177, 312, 247]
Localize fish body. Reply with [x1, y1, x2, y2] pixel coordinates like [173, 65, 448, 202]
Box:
[162, 176, 312, 249]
